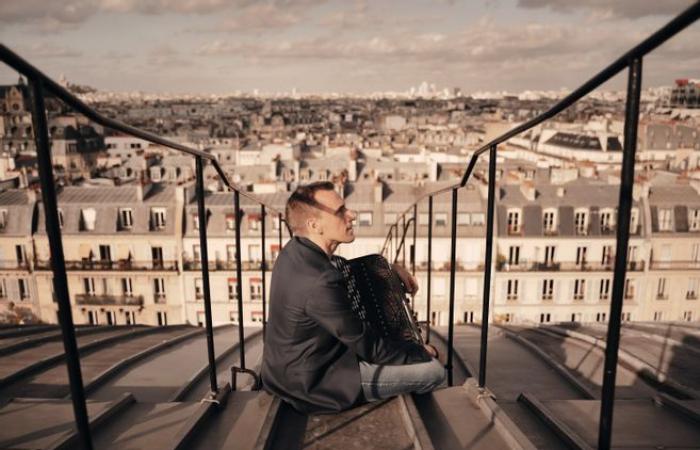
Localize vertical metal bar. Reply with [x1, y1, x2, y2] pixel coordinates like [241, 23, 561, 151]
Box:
[234, 191, 246, 370]
[447, 188, 458, 386]
[278, 213, 283, 254]
[426, 196, 433, 345]
[261, 205, 267, 337]
[412, 204, 417, 276]
[479, 144, 498, 389]
[598, 57, 642, 450]
[402, 215, 407, 266]
[195, 156, 218, 395]
[29, 78, 94, 450]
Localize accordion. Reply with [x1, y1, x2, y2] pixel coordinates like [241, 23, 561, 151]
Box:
[333, 254, 423, 345]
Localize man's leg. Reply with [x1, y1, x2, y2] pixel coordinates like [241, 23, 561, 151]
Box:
[358, 358, 446, 402]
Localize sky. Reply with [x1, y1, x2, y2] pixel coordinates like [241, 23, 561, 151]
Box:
[0, 0, 699, 95]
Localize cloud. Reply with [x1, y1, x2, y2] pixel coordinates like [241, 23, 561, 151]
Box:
[20, 43, 84, 58]
[0, 0, 327, 30]
[516, 0, 697, 19]
[213, 3, 302, 32]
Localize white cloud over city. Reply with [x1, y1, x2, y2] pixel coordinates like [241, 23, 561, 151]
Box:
[0, 0, 698, 94]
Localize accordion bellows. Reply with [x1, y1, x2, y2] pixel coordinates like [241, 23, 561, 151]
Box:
[333, 254, 423, 345]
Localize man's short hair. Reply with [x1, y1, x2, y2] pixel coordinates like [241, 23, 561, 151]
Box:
[285, 181, 336, 235]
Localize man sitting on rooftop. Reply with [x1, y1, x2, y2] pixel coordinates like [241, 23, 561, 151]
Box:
[261, 181, 445, 414]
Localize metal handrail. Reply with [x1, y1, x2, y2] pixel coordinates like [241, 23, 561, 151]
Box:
[0, 44, 283, 217]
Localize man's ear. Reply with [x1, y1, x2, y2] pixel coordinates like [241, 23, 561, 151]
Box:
[306, 215, 321, 235]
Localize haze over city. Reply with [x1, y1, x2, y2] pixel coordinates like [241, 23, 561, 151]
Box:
[1, 0, 699, 95]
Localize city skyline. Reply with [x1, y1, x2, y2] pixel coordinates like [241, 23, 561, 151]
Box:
[1, 0, 699, 95]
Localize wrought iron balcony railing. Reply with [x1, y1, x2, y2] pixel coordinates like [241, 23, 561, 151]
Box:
[35, 259, 179, 271]
[649, 260, 700, 270]
[0, 260, 31, 270]
[75, 294, 144, 306]
[1, 4, 698, 449]
[497, 260, 645, 272]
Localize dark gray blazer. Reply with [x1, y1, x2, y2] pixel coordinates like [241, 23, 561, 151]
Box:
[261, 236, 430, 414]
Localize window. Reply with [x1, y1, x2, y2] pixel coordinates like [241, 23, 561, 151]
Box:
[358, 212, 373, 227]
[193, 245, 201, 262]
[193, 213, 200, 230]
[81, 208, 97, 231]
[471, 213, 485, 226]
[228, 278, 238, 301]
[630, 207, 639, 233]
[576, 246, 588, 266]
[539, 313, 551, 323]
[457, 213, 470, 225]
[248, 214, 260, 232]
[506, 279, 519, 301]
[543, 209, 556, 234]
[15, 245, 25, 264]
[602, 245, 613, 265]
[125, 311, 136, 325]
[574, 209, 588, 235]
[542, 279, 554, 301]
[682, 311, 693, 321]
[435, 213, 448, 227]
[119, 208, 133, 229]
[624, 278, 635, 300]
[622, 312, 632, 322]
[150, 207, 167, 230]
[249, 244, 262, 262]
[151, 247, 164, 268]
[83, 277, 96, 295]
[690, 209, 700, 231]
[0, 279, 6, 298]
[571, 313, 582, 322]
[573, 279, 585, 301]
[658, 208, 673, 231]
[653, 311, 664, 321]
[226, 213, 236, 231]
[596, 312, 607, 322]
[600, 209, 615, 233]
[687, 278, 699, 300]
[122, 278, 133, 297]
[507, 209, 521, 234]
[250, 278, 263, 301]
[544, 246, 556, 266]
[194, 278, 203, 299]
[271, 244, 281, 261]
[657, 278, 668, 300]
[600, 278, 611, 301]
[508, 246, 520, 265]
[157, 311, 168, 326]
[18, 279, 28, 299]
[154, 278, 165, 301]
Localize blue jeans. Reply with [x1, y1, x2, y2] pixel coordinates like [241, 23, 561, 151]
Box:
[358, 357, 446, 402]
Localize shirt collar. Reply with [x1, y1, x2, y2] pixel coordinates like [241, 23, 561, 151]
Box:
[295, 236, 331, 260]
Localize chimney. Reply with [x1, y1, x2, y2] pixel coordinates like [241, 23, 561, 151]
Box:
[374, 181, 384, 203]
[429, 160, 439, 182]
[556, 187, 565, 198]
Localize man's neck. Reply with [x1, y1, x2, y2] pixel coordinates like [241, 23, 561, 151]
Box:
[299, 233, 337, 256]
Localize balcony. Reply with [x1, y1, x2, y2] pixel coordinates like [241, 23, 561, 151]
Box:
[35, 259, 179, 271]
[0, 260, 30, 271]
[75, 293, 144, 306]
[497, 259, 644, 272]
[183, 259, 269, 271]
[649, 260, 700, 270]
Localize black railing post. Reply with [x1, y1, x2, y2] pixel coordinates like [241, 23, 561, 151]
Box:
[479, 144, 497, 389]
[426, 196, 433, 344]
[234, 191, 246, 370]
[28, 78, 94, 450]
[412, 204, 417, 276]
[402, 215, 407, 266]
[195, 156, 218, 396]
[261, 205, 267, 337]
[598, 57, 643, 450]
[447, 188, 458, 386]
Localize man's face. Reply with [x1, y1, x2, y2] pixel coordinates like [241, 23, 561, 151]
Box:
[311, 189, 357, 244]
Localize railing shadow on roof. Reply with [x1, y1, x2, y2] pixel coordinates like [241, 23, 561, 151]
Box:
[381, 4, 699, 450]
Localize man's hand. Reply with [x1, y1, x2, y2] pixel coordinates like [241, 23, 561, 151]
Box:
[424, 344, 439, 359]
[392, 263, 418, 295]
